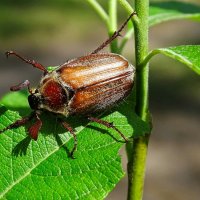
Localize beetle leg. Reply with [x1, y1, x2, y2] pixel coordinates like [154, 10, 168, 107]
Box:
[0, 112, 35, 134]
[10, 80, 32, 94]
[5, 51, 48, 74]
[88, 116, 129, 142]
[91, 11, 136, 54]
[28, 113, 42, 141]
[60, 120, 77, 159]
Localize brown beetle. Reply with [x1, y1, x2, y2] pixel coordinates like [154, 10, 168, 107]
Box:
[0, 12, 136, 157]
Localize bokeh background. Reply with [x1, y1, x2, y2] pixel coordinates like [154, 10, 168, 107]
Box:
[0, 0, 200, 199]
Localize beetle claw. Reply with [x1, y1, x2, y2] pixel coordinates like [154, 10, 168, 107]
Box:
[5, 51, 11, 58]
[108, 122, 114, 127]
[70, 152, 76, 159]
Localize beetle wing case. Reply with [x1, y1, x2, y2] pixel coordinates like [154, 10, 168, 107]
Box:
[57, 53, 135, 115]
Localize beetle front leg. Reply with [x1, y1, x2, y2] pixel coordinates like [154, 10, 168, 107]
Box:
[0, 112, 35, 134]
[88, 116, 129, 142]
[60, 120, 77, 159]
[28, 113, 42, 141]
[0, 112, 42, 141]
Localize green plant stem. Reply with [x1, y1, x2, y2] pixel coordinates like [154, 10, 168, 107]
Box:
[134, 4, 149, 120]
[118, 0, 134, 13]
[108, 0, 118, 53]
[126, 135, 149, 200]
[126, 0, 150, 199]
[86, 0, 109, 25]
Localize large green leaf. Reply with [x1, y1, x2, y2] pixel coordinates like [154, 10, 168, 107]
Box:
[144, 45, 200, 75]
[149, 1, 200, 26]
[0, 91, 149, 199]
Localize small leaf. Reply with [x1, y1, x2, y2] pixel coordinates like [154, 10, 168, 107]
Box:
[149, 1, 200, 26]
[0, 91, 149, 199]
[47, 66, 59, 72]
[144, 45, 200, 75]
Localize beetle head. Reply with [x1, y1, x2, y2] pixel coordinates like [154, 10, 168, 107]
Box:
[28, 93, 43, 110]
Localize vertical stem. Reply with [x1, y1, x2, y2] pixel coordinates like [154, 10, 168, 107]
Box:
[108, 0, 118, 53]
[127, 0, 150, 200]
[134, 1, 149, 120]
[127, 135, 149, 200]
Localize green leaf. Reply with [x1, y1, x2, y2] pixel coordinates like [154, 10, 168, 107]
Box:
[0, 91, 30, 116]
[0, 91, 149, 199]
[143, 45, 200, 75]
[118, 1, 200, 53]
[149, 1, 200, 26]
[47, 66, 59, 72]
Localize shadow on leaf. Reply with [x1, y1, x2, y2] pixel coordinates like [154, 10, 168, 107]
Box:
[54, 133, 72, 158]
[0, 106, 7, 115]
[12, 136, 31, 156]
[87, 125, 126, 143]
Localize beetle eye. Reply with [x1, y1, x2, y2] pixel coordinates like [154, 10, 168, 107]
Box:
[28, 94, 41, 110]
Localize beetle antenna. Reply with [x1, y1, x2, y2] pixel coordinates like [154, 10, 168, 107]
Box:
[10, 80, 32, 94]
[91, 11, 136, 54]
[0, 112, 42, 141]
[5, 51, 48, 74]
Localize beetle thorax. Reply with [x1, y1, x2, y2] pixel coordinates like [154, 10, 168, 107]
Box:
[30, 72, 73, 116]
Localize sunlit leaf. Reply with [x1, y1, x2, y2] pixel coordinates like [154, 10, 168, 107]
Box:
[145, 45, 200, 75]
[0, 91, 149, 199]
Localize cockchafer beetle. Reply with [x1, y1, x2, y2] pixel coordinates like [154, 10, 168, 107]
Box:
[0, 12, 136, 158]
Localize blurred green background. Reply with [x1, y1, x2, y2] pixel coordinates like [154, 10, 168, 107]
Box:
[0, 1, 200, 200]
